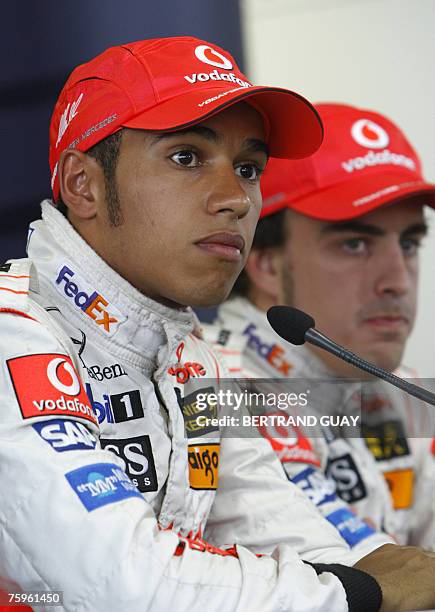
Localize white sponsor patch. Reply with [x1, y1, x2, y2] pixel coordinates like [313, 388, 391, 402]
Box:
[56, 93, 84, 148]
[351, 118, 389, 149]
[194, 45, 233, 70]
[342, 149, 415, 174]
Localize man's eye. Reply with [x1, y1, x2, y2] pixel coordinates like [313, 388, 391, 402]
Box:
[170, 150, 199, 167]
[235, 163, 261, 181]
[342, 238, 367, 254]
[401, 238, 421, 256]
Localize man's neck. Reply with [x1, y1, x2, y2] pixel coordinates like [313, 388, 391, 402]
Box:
[307, 343, 378, 380]
[248, 287, 276, 313]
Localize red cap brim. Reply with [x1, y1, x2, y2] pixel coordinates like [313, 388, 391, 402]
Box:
[123, 86, 323, 160]
[284, 171, 435, 220]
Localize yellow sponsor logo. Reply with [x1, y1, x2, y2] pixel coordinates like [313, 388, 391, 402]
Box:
[384, 468, 414, 510]
[188, 443, 220, 490]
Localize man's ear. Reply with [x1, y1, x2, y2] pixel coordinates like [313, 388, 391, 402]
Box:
[244, 247, 282, 303]
[58, 150, 104, 219]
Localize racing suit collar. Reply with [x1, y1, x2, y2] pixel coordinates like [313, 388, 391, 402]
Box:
[217, 297, 364, 439]
[27, 201, 195, 372]
[220, 296, 333, 378]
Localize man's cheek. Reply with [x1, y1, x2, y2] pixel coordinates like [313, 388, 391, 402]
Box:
[245, 216, 263, 255]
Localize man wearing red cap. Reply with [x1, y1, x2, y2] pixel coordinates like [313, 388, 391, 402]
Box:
[207, 103, 435, 550]
[1, 39, 435, 611]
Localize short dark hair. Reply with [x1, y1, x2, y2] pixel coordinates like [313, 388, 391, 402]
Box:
[231, 209, 287, 297]
[56, 129, 123, 226]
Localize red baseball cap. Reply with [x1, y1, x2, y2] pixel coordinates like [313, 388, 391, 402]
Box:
[261, 102, 435, 220]
[49, 36, 323, 200]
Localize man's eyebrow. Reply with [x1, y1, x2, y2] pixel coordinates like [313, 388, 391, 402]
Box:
[151, 125, 220, 144]
[245, 138, 269, 158]
[401, 222, 429, 237]
[321, 221, 385, 236]
[151, 127, 269, 157]
[321, 220, 429, 237]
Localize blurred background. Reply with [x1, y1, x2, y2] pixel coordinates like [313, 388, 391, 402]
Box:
[1, 0, 434, 373]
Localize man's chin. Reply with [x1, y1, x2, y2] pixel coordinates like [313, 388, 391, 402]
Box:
[315, 341, 404, 379]
[169, 283, 234, 310]
[189, 290, 232, 309]
[358, 343, 404, 374]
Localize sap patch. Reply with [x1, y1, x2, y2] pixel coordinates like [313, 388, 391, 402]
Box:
[65, 462, 143, 511]
[33, 418, 97, 452]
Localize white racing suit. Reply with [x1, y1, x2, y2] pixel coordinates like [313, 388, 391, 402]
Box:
[204, 297, 435, 548]
[0, 202, 384, 612]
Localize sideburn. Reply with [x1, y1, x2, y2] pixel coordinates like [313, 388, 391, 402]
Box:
[281, 261, 295, 306]
[281, 211, 296, 306]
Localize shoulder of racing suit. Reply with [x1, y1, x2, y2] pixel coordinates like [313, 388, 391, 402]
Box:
[205, 296, 396, 553]
[208, 297, 435, 550]
[360, 369, 435, 547]
[202, 297, 295, 378]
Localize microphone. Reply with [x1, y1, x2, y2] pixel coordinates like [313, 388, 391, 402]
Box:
[267, 305, 435, 407]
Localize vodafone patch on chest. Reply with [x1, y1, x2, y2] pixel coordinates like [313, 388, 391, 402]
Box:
[7, 353, 97, 425]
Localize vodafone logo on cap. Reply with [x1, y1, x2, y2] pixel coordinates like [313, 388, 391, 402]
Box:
[351, 119, 389, 149]
[47, 357, 81, 396]
[194, 45, 233, 70]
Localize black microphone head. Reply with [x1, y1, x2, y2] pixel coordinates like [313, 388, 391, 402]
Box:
[267, 306, 315, 345]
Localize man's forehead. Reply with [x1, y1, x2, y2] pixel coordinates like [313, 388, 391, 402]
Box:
[147, 103, 269, 155]
[192, 100, 266, 139]
[356, 198, 425, 222]
[319, 199, 427, 235]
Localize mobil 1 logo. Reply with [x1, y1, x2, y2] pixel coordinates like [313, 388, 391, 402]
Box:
[110, 390, 143, 422]
[325, 453, 367, 504]
[100, 435, 158, 493]
[86, 385, 144, 424]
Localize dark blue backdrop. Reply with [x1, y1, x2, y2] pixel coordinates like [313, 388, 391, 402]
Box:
[0, 0, 244, 273]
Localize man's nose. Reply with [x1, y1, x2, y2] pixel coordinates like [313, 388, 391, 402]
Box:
[206, 166, 251, 219]
[374, 242, 413, 297]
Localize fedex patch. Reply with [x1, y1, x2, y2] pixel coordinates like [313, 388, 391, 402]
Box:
[54, 264, 125, 335]
[7, 353, 97, 425]
[33, 418, 97, 452]
[65, 463, 143, 511]
[326, 508, 375, 548]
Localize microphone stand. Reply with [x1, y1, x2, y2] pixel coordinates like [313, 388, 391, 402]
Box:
[306, 328, 435, 407]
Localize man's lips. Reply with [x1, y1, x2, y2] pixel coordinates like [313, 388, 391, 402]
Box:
[195, 232, 245, 262]
[362, 315, 409, 329]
